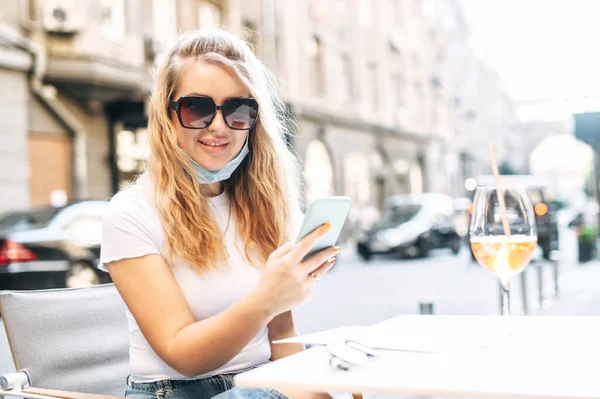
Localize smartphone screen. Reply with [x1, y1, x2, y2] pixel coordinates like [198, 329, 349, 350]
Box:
[295, 196, 351, 259]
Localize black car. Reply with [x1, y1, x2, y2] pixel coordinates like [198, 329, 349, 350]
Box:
[468, 175, 560, 260]
[357, 193, 462, 260]
[0, 200, 111, 290]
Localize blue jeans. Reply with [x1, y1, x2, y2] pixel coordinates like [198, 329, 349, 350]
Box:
[124, 373, 289, 399]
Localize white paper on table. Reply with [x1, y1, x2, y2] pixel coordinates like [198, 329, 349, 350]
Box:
[272, 325, 495, 354]
[272, 324, 594, 356]
[273, 326, 369, 347]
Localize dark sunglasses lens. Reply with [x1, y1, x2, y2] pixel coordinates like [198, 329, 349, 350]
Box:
[179, 97, 215, 128]
[222, 99, 259, 130]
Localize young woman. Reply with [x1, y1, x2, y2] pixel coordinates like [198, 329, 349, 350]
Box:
[100, 29, 339, 399]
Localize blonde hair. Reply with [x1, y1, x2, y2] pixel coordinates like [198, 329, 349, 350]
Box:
[147, 28, 301, 272]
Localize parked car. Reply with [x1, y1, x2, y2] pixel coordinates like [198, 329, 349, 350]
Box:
[0, 200, 111, 290]
[356, 193, 462, 261]
[467, 175, 560, 260]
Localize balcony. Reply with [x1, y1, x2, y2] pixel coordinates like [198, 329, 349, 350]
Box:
[41, 1, 153, 103]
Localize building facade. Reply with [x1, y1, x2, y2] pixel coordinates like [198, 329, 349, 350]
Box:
[0, 23, 32, 212]
[423, 0, 526, 195]
[261, 0, 436, 212]
[0, 0, 522, 221]
[0, 0, 156, 213]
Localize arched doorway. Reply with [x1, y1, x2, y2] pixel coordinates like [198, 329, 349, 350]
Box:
[343, 152, 371, 205]
[530, 134, 594, 206]
[303, 139, 335, 203]
[530, 134, 595, 265]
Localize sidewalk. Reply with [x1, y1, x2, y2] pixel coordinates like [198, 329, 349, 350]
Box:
[533, 259, 600, 316]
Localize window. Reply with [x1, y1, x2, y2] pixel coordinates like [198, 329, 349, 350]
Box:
[414, 81, 424, 125]
[0, 209, 59, 233]
[368, 63, 378, 110]
[100, 0, 125, 42]
[340, 53, 353, 102]
[390, 74, 400, 109]
[397, 77, 407, 109]
[390, 74, 406, 110]
[308, 36, 325, 96]
[377, 205, 422, 228]
[198, 1, 222, 29]
[528, 189, 543, 205]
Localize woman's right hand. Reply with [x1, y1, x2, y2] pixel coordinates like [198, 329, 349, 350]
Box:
[253, 223, 341, 317]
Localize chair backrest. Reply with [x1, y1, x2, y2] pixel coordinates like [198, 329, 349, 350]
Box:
[0, 284, 130, 396]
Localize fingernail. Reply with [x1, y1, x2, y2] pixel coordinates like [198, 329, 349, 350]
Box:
[322, 223, 331, 232]
[328, 258, 337, 266]
[333, 246, 341, 254]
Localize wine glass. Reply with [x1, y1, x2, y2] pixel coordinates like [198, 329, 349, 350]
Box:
[470, 185, 537, 315]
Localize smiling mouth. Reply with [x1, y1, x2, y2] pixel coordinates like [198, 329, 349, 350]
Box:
[198, 140, 229, 147]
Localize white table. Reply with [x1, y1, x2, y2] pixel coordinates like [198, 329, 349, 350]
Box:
[236, 315, 600, 399]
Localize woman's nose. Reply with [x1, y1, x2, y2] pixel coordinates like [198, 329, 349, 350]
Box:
[208, 109, 227, 131]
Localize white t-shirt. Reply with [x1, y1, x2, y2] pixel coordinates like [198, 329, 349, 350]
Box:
[99, 175, 271, 383]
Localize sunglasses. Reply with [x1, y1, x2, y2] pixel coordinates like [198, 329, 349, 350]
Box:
[169, 96, 259, 130]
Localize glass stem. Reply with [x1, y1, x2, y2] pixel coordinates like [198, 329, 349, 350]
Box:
[500, 282, 511, 316]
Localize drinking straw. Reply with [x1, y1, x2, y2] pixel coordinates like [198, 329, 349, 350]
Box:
[488, 140, 511, 238]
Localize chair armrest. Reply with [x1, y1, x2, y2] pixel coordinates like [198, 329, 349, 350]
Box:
[23, 388, 124, 399]
[1, 372, 124, 399]
[2, 388, 124, 399]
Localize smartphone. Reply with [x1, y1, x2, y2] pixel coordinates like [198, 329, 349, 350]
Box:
[295, 196, 352, 260]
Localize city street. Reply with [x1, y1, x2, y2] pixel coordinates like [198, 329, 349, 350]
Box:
[294, 233, 579, 334]
[2, 223, 595, 378]
[1, 1, 600, 398]
[0, 248, 508, 376]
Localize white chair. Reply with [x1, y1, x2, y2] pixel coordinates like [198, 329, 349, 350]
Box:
[0, 285, 363, 399]
[0, 284, 129, 399]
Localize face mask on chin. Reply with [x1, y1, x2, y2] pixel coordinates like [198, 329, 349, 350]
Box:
[189, 137, 250, 184]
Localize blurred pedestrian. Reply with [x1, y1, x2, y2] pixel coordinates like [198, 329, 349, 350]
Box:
[100, 28, 338, 399]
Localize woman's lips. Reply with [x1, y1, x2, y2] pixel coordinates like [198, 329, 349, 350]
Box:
[198, 139, 229, 153]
